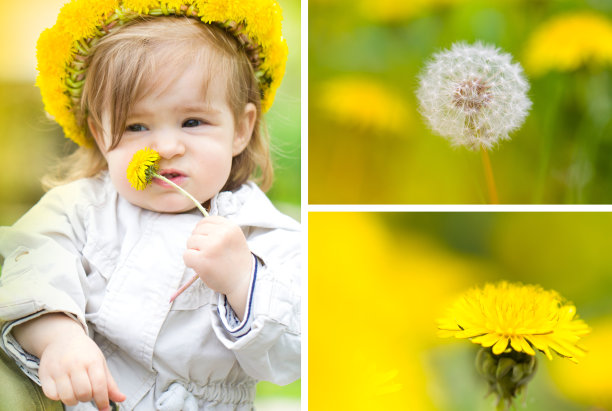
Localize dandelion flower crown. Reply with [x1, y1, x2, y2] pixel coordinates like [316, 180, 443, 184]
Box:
[37, 0, 288, 146]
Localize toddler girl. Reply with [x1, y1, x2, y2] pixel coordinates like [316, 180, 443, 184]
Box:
[0, 1, 300, 410]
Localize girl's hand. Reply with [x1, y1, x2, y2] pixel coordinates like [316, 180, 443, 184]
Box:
[38, 326, 125, 410]
[183, 216, 253, 319]
[13, 313, 125, 410]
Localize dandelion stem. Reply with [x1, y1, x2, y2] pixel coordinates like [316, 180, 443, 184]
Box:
[169, 273, 200, 303]
[153, 173, 209, 217]
[153, 173, 208, 303]
[480, 147, 499, 204]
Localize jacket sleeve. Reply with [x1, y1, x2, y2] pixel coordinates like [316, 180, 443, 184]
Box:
[0, 183, 91, 381]
[210, 226, 301, 385]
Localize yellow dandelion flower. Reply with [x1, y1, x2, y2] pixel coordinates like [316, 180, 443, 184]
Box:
[122, 0, 157, 14]
[318, 76, 413, 136]
[439, 281, 590, 409]
[164, 0, 188, 12]
[438, 281, 590, 361]
[524, 12, 612, 76]
[126, 147, 160, 190]
[56, 0, 118, 40]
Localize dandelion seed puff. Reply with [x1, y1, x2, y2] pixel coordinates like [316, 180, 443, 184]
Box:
[417, 42, 532, 150]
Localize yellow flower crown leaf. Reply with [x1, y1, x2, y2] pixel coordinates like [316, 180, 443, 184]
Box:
[37, 0, 288, 146]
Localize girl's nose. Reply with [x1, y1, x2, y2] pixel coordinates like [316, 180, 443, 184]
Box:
[151, 131, 185, 159]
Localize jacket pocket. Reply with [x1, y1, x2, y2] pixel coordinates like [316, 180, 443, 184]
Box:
[169, 280, 215, 311]
[0, 246, 34, 284]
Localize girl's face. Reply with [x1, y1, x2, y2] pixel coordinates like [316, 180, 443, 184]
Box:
[91, 65, 256, 213]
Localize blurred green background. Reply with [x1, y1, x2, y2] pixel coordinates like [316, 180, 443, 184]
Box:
[309, 0, 612, 204]
[0, 0, 300, 408]
[309, 212, 612, 410]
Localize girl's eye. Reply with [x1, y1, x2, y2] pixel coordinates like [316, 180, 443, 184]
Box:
[126, 124, 147, 132]
[182, 119, 204, 128]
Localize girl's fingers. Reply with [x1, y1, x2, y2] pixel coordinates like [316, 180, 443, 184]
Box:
[193, 216, 227, 233]
[185, 233, 207, 250]
[40, 373, 59, 401]
[55, 375, 78, 406]
[88, 363, 110, 410]
[70, 369, 93, 402]
[183, 248, 202, 269]
[196, 216, 225, 226]
[105, 364, 126, 403]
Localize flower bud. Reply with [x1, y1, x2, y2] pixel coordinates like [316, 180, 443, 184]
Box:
[475, 347, 538, 410]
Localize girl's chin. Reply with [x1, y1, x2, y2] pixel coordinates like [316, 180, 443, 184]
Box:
[131, 198, 198, 214]
[150, 204, 197, 214]
[123, 190, 210, 214]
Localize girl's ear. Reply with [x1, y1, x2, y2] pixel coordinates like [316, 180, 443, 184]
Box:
[87, 117, 108, 157]
[232, 103, 257, 156]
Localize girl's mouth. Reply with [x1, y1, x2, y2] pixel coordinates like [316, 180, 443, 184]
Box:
[154, 169, 187, 187]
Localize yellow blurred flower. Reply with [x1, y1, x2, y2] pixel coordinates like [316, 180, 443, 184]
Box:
[309, 212, 478, 410]
[126, 147, 160, 190]
[524, 12, 612, 76]
[549, 317, 612, 409]
[438, 281, 590, 361]
[318, 76, 413, 136]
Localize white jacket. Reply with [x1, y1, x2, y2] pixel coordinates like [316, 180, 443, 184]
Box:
[0, 173, 300, 410]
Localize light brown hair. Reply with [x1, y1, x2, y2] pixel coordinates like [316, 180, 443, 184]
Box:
[43, 17, 273, 192]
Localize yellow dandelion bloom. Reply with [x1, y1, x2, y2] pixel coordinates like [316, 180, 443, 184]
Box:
[438, 281, 590, 362]
[524, 12, 612, 76]
[126, 147, 160, 190]
[122, 0, 157, 14]
[318, 76, 412, 136]
[56, 0, 118, 40]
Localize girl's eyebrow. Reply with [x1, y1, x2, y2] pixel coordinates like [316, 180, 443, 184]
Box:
[178, 104, 222, 115]
[128, 104, 222, 118]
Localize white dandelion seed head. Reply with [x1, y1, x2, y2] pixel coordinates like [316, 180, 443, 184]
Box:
[416, 42, 532, 150]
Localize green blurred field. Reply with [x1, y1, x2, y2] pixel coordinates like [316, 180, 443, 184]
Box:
[309, 0, 612, 204]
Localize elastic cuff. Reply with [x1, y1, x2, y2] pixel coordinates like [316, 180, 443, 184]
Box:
[1, 315, 43, 384]
[217, 253, 258, 338]
[0, 311, 85, 385]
